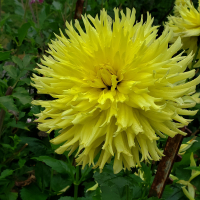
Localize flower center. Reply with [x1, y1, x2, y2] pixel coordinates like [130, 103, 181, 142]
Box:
[97, 65, 119, 91]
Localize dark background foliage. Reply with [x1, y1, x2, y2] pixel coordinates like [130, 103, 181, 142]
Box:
[0, 0, 200, 200]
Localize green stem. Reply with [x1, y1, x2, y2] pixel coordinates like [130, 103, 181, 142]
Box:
[126, 170, 130, 200]
[23, 0, 29, 23]
[2, 143, 28, 164]
[126, 185, 130, 200]
[29, 1, 37, 23]
[66, 155, 75, 180]
[191, 38, 200, 69]
[49, 153, 55, 199]
[35, 1, 39, 26]
[49, 168, 54, 198]
[74, 166, 79, 200]
[78, 167, 90, 184]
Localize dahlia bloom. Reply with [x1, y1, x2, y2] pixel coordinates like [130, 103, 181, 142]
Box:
[167, 0, 200, 68]
[32, 8, 200, 173]
[173, 0, 187, 16]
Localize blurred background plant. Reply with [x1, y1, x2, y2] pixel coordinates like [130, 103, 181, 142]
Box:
[0, 0, 200, 200]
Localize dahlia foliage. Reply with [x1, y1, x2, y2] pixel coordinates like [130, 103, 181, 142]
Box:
[170, 153, 200, 200]
[167, 0, 200, 68]
[32, 8, 200, 173]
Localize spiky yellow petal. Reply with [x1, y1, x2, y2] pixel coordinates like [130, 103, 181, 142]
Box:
[32, 8, 199, 173]
[167, 0, 200, 68]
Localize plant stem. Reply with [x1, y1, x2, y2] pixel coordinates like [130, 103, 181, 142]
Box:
[49, 167, 54, 199]
[2, 143, 28, 164]
[66, 155, 75, 179]
[29, 1, 37, 23]
[191, 37, 200, 69]
[74, 165, 79, 200]
[126, 170, 130, 200]
[35, 0, 39, 26]
[126, 185, 130, 200]
[23, 0, 29, 23]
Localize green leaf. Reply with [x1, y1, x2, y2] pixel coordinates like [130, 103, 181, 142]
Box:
[1, 143, 15, 150]
[0, 14, 10, 28]
[164, 185, 185, 200]
[19, 78, 31, 85]
[39, 7, 47, 28]
[0, 169, 14, 179]
[94, 165, 123, 186]
[51, 174, 72, 192]
[19, 137, 48, 156]
[18, 23, 31, 46]
[1, 135, 20, 150]
[141, 162, 152, 184]
[52, 1, 62, 10]
[20, 184, 48, 200]
[35, 162, 51, 189]
[19, 112, 26, 120]
[6, 121, 30, 131]
[184, 136, 200, 154]
[3, 65, 19, 79]
[32, 156, 72, 176]
[0, 79, 8, 87]
[7, 192, 18, 200]
[131, 186, 143, 199]
[13, 87, 29, 95]
[184, 166, 200, 171]
[23, 54, 33, 68]
[14, 0, 24, 16]
[18, 159, 26, 168]
[175, 167, 191, 181]
[0, 192, 18, 200]
[191, 174, 200, 191]
[58, 197, 74, 200]
[29, 105, 42, 115]
[128, 173, 143, 184]
[162, 185, 174, 200]
[0, 52, 11, 61]
[58, 197, 88, 200]
[101, 185, 121, 200]
[12, 56, 23, 69]
[12, 87, 32, 105]
[148, 197, 161, 200]
[12, 93, 32, 105]
[0, 96, 18, 112]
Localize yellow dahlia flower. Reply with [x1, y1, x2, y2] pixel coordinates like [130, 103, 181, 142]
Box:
[32, 8, 200, 174]
[167, 0, 200, 68]
[174, 0, 188, 16]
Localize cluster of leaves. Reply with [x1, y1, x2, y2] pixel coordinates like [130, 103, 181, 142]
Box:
[0, 0, 200, 200]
